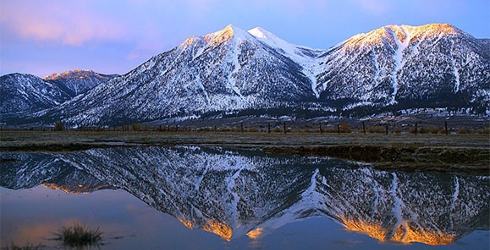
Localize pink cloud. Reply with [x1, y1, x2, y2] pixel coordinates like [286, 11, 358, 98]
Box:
[0, 1, 127, 46]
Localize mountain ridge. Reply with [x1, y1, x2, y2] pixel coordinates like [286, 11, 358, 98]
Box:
[42, 69, 119, 96]
[316, 23, 489, 114]
[1, 23, 488, 127]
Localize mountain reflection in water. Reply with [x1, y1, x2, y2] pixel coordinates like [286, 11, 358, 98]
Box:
[1, 146, 489, 246]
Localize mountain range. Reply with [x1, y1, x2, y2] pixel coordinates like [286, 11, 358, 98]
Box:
[2, 146, 489, 244]
[1, 23, 488, 127]
[0, 70, 117, 124]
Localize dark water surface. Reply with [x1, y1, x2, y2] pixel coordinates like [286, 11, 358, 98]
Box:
[1, 146, 489, 250]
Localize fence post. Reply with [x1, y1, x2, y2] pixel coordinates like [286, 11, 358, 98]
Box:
[283, 122, 287, 134]
[444, 121, 448, 136]
[385, 125, 389, 135]
[320, 124, 323, 134]
[362, 121, 366, 135]
[414, 122, 418, 135]
[241, 122, 244, 133]
[268, 123, 271, 134]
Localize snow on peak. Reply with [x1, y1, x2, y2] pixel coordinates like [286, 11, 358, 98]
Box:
[383, 23, 462, 43]
[43, 69, 96, 81]
[248, 27, 273, 39]
[247, 27, 321, 54]
[204, 24, 251, 45]
[247, 27, 295, 56]
[341, 23, 465, 46]
[247, 27, 292, 50]
[179, 24, 256, 60]
[410, 23, 460, 35]
[385, 23, 460, 36]
[341, 23, 464, 50]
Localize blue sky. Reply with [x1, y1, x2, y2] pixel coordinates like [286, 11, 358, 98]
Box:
[1, 0, 489, 77]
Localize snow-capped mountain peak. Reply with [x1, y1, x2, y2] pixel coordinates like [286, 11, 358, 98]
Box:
[316, 22, 489, 110]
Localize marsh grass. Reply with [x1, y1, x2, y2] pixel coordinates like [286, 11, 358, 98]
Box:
[54, 223, 102, 249]
[3, 243, 42, 250]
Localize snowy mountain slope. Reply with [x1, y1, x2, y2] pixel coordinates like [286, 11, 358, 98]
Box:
[0, 70, 117, 125]
[479, 39, 490, 50]
[0, 152, 113, 192]
[248, 27, 325, 98]
[54, 25, 315, 126]
[317, 24, 490, 112]
[2, 147, 489, 244]
[43, 69, 118, 96]
[0, 73, 72, 116]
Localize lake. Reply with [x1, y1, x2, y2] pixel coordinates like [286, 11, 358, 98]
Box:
[1, 146, 489, 250]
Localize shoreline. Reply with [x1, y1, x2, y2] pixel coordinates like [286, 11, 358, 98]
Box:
[1, 130, 489, 173]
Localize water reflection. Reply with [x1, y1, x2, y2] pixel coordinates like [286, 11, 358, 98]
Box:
[1, 146, 489, 246]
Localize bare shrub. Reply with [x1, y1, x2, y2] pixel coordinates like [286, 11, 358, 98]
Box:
[54, 223, 102, 249]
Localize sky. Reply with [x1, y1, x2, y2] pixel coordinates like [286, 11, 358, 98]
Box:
[0, 0, 489, 77]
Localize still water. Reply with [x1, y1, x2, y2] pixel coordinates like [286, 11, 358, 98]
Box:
[1, 146, 489, 250]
